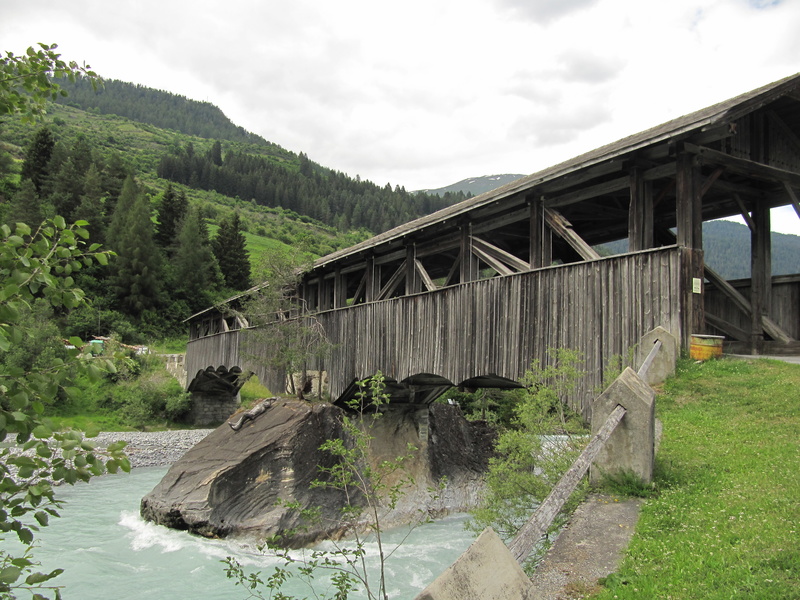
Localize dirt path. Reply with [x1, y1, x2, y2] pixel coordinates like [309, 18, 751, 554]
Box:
[527, 494, 642, 599]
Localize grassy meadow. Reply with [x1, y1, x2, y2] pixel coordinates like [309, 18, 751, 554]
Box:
[593, 357, 799, 599]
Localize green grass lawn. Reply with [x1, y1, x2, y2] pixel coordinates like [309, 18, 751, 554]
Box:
[593, 357, 799, 600]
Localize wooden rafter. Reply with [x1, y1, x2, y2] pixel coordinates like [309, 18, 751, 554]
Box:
[414, 259, 437, 292]
[699, 167, 724, 199]
[785, 183, 800, 220]
[704, 265, 794, 343]
[444, 254, 461, 287]
[351, 270, 367, 304]
[544, 208, 601, 261]
[705, 312, 749, 342]
[377, 259, 406, 300]
[546, 176, 629, 208]
[732, 193, 756, 232]
[685, 142, 800, 189]
[470, 236, 530, 274]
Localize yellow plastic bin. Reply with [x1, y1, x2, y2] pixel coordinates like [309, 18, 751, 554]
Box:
[690, 334, 724, 360]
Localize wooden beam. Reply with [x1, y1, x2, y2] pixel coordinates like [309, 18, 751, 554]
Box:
[698, 167, 724, 199]
[784, 183, 800, 220]
[732, 193, 756, 232]
[705, 263, 793, 343]
[529, 198, 547, 269]
[704, 264, 752, 316]
[333, 269, 347, 308]
[471, 236, 530, 273]
[544, 208, 601, 261]
[684, 142, 800, 189]
[460, 223, 479, 283]
[471, 244, 514, 276]
[545, 175, 629, 208]
[377, 260, 406, 300]
[705, 312, 749, 343]
[406, 245, 418, 295]
[444, 254, 461, 287]
[676, 152, 702, 250]
[351, 270, 367, 305]
[751, 201, 769, 352]
[628, 167, 653, 251]
[537, 159, 626, 195]
[414, 259, 437, 292]
[365, 256, 378, 302]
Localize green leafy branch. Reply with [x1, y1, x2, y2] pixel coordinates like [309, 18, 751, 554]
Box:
[0, 43, 101, 124]
[0, 217, 125, 600]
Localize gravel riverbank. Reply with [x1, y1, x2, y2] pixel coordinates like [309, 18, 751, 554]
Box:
[93, 429, 214, 468]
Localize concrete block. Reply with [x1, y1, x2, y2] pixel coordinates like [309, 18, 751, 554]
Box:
[414, 527, 534, 600]
[590, 367, 654, 485]
[634, 326, 677, 386]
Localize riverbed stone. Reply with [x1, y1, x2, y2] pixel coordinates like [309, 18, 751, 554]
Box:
[140, 399, 495, 545]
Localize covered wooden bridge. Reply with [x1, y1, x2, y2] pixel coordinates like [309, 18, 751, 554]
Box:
[186, 74, 800, 416]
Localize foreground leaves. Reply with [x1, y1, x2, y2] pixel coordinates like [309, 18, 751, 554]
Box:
[0, 219, 127, 599]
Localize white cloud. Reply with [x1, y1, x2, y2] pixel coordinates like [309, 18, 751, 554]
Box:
[0, 0, 799, 234]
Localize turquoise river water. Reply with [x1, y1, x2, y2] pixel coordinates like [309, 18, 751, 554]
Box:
[2, 468, 475, 599]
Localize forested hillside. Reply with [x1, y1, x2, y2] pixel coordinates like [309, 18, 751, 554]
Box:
[57, 78, 275, 148]
[600, 219, 800, 280]
[54, 78, 469, 233]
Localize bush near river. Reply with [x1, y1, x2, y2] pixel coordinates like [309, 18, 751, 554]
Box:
[593, 357, 799, 600]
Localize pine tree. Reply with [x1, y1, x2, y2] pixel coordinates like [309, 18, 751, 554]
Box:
[107, 175, 139, 251]
[49, 156, 84, 220]
[206, 140, 223, 166]
[213, 212, 251, 290]
[173, 206, 223, 311]
[4, 179, 48, 227]
[74, 163, 107, 243]
[111, 190, 162, 315]
[20, 126, 55, 194]
[154, 183, 188, 251]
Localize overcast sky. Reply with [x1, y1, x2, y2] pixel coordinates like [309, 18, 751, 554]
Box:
[2, 0, 799, 234]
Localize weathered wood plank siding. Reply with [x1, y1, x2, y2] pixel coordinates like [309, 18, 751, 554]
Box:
[187, 247, 685, 416]
[706, 274, 800, 340]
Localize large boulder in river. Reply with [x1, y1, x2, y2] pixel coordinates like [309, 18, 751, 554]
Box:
[140, 399, 495, 546]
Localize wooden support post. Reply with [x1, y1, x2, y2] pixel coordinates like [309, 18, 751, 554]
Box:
[675, 152, 702, 250]
[529, 197, 547, 269]
[406, 244, 418, 295]
[365, 256, 378, 302]
[628, 167, 653, 251]
[750, 200, 771, 353]
[318, 276, 332, 311]
[460, 222, 479, 283]
[333, 268, 347, 308]
[676, 153, 705, 340]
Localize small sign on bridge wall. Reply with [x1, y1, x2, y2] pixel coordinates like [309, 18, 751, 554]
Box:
[692, 277, 702, 294]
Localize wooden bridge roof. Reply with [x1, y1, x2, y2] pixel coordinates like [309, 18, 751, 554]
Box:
[312, 72, 800, 273]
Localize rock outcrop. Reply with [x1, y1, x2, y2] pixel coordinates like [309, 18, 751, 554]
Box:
[140, 399, 495, 546]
